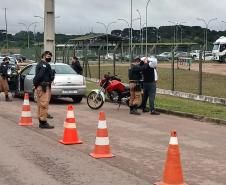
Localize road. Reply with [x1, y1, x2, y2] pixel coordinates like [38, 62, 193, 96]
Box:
[0, 95, 226, 185]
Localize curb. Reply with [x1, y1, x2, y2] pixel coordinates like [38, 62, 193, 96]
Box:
[156, 108, 226, 126]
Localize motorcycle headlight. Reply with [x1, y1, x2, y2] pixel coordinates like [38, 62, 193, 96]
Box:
[7, 69, 12, 75]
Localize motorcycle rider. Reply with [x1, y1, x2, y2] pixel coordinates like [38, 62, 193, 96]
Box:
[128, 58, 143, 115]
[0, 57, 12, 101]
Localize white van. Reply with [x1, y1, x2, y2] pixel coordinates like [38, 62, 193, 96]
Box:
[212, 36, 226, 62]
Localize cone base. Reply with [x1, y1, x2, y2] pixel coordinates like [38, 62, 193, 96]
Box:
[19, 122, 33, 126]
[89, 152, 115, 159]
[59, 139, 83, 145]
[154, 181, 188, 185]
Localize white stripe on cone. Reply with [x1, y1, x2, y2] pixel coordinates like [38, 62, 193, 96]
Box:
[98, 120, 107, 129]
[66, 111, 74, 118]
[21, 111, 31, 117]
[64, 122, 76, 129]
[23, 99, 29, 105]
[169, 137, 178, 145]
[95, 137, 109, 145]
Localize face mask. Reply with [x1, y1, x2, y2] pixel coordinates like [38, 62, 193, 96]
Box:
[46, 58, 51, 62]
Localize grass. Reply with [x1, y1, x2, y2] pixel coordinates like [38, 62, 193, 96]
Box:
[86, 63, 226, 98]
[86, 80, 226, 120]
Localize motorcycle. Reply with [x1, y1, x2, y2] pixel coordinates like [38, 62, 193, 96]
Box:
[87, 74, 132, 109]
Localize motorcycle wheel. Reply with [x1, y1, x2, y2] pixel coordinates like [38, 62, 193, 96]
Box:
[87, 91, 104, 109]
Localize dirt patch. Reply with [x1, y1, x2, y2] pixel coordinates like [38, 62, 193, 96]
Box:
[159, 62, 226, 75]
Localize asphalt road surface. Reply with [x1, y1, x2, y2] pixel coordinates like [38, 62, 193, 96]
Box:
[0, 95, 226, 185]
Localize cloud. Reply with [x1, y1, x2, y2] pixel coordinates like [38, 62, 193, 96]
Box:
[0, 0, 225, 34]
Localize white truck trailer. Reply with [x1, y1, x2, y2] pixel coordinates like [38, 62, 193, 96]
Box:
[212, 36, 226, 62]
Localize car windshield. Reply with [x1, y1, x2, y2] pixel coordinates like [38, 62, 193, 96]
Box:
[213, 44, 219, 50]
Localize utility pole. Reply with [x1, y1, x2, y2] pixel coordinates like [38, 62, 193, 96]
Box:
[44, 0, 55, 61]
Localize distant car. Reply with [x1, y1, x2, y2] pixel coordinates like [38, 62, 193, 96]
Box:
[174, 52, 190, 59]
[104, 53, 120, 60]
[190, 50, 201, 59]
[194, 52, 214, 61]
[203, 53, 214, 61]
[156, 52, 172, 61]
[14, 63, 86, 103]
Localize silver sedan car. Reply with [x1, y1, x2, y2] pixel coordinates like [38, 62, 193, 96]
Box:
[15, 63, 86, 103]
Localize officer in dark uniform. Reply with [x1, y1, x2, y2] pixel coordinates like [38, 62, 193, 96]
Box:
[0, 57, 12, 101]
[71, 56, 83, 75]
[33, 51, 54, 129]
[128, 58, 143, 115]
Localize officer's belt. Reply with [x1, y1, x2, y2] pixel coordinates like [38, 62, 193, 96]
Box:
[129, 80, 140, 83]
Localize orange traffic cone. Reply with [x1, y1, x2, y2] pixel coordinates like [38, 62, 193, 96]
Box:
[59, 105, 82, 145]
[19, 93, 33, 126]
[155, 131, 188, 185]
[90, 111, 114, 159]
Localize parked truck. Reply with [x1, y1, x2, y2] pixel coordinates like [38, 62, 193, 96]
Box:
[212, 36, 226, 62]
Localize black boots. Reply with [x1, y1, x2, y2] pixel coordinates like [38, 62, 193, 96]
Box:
[5, 95, 12, 102]
[47, 114, 53, 119]
[130, 105, 141, 115]
[39, 120, 54, 129]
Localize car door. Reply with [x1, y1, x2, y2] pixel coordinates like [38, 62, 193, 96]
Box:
[19, 65, 32, 93]
[24, 65, 36, 93]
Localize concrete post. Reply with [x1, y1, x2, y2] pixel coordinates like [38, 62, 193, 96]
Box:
[44, 0, 55, 61]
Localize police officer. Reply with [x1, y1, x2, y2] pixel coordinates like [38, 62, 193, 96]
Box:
[128, 58, 143, 115]
[40, 52, 54, 119]
[0, 57, 12, 101]
[33, 51, 54, 129]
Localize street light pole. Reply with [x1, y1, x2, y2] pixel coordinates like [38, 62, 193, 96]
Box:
[168, 21, 186, 45]
[3, 8, 8, 51]
[118, 18, 130, 56]
[136, 9, 142, 56]
[197, 17, 217, 51]
[145, 0, 151, 57]
[19, 22, 38, 48]
[96, 21, 116, 56]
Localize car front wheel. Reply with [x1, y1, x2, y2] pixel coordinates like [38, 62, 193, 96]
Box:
[72, 96, 83, 103]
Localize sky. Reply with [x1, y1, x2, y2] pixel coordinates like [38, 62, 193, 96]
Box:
[0, 0, 226, 35]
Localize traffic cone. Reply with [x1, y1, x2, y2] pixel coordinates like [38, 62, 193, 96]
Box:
[154, 131, 188, 185]
[59, 105, 82, 145]
[19, 93, 33, 126]
[90, 111, 114, 159]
